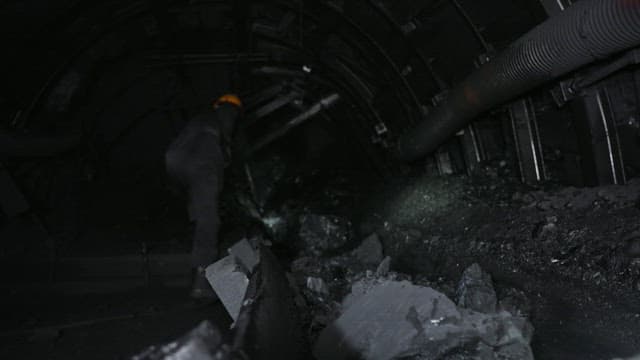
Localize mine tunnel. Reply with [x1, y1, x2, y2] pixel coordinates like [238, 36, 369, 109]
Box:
[1, 0, 640, 359]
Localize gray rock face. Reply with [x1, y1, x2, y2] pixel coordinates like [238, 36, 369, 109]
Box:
[353, 233, 384, 265]
[205, 256, 250, 321]
[314, 279, 461, 360]
[457, 263, 498, 314]
[376, 256, 392, 276]
[299, 214, 352, 254]
[313, 279, 534, 360]
[228, 239, 259, 273]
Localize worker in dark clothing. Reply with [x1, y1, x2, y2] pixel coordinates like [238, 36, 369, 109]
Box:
[165, 94, 242, 299]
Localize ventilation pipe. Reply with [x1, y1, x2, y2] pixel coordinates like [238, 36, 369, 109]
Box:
[397, 0, 640, 162]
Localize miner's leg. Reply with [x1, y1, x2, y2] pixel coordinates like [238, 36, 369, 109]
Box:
[189, 183, 221, 300]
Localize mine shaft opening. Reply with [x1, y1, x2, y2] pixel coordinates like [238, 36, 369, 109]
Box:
[1, 1, 640, 360]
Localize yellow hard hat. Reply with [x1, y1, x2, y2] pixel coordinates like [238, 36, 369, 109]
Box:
[213, 94, 242, 109]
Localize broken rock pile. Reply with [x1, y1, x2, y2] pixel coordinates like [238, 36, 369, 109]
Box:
[288, 210, 535, 359]
[298, 213, 353, 255]
[313, 264, 534, 360]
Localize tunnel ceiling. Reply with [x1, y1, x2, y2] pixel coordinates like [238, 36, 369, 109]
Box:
[0, 0, 549, 172]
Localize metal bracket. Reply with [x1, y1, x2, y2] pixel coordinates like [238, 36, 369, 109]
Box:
[474, 53, 492, 68]
[431, 91, 449, 107]
[550, 79, 577, 107]
[436, 149, 454, 176]
[509, 98, 547, 184]
[571, 87, 626, 185]
[539, 0, 573, 17]
[250, 94, 340, 153]
[459, 124, 485, 174]
[371, 122, 390, 148]
[247, 90, 303, 125]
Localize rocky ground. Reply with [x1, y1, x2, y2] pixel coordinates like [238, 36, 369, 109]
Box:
[5, 162, 640, 360]
[264, 165, 640, 360]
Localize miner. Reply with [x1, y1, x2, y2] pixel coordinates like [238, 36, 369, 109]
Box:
[165, 94, 242, 299]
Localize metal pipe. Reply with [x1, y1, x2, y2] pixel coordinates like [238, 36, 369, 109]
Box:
[397, 0, 640, 162]
[576, 48, 640, 90]
[250, 93, 340, 152]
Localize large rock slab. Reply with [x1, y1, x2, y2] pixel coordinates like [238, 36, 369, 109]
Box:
[314, 279, 533, 360]
[205, 256, 249, 321]
[352, 233, 384, 265]
[457, 263, 497, 314]
[315, 279, 461, 360]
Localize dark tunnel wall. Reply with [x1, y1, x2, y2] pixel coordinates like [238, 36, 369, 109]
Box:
[3, 3, 640, 359]
[1, 0, 639, 193]
[1, 0, 546, 141]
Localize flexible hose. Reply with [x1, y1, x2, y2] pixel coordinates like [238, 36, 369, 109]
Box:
[397, 0, 640, 162]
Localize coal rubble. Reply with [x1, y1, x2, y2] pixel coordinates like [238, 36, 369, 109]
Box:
[131, 172, 640, 360]
[298, 213, 353, 255]
[277, 172, 640, 359]
[456, 263, 498, 314]
[316, 269, 533, 360]
[288, 214, 534, 359]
